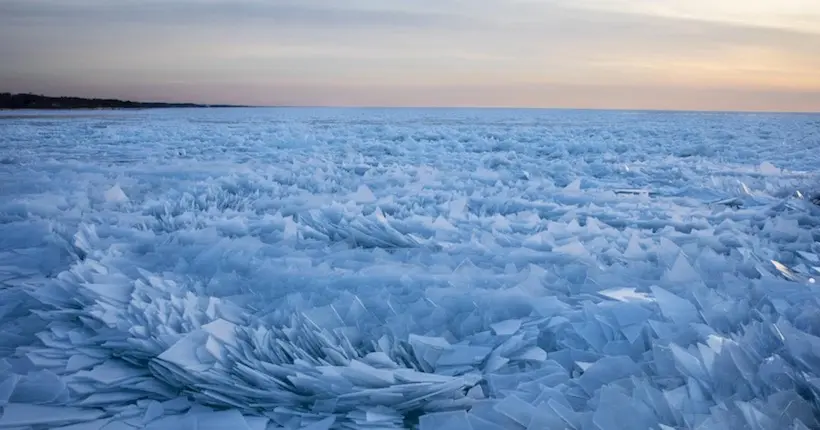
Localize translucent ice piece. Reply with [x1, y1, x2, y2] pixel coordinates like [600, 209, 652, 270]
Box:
[419, 411, 471, 430]
[490, 319, 522, 336]
[665, 252, 701, 284]
[577, 356, 640, 395]
[493, 394, 539, 427]
[8, 370, 64, 404]
[599, 287, 654, 303]
[650, 286, 699, 324]
[592, 386, 656, 430]
[565, 179, 582, 192]
[0, 403, 105, 427]
[554, 240, 589, 257]
[437, 345, 493, 367]
[759, 161, 780, 175]
[796, 251, 819, 264]
[623, 233, 644, 260]
[352, 185, 376, 203]
[105, 184, 128, 203]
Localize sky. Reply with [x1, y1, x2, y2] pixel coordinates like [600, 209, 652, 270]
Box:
[2, 0, 820, 111]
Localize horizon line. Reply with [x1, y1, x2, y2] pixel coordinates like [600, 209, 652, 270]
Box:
[245, 105, 820, 115]
[3, 91, 819, 115]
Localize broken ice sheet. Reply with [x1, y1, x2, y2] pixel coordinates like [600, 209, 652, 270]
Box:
[0, 403, 106, 427]
[650, 286, 700, 325]
[418, 410, 471, 430]
[599, 287, 654, 303]
[490, 319, 522, 336]
[5, 106, 820, 430]
[436, 345, 493, 367]
[664, 252, 702, 284]
[592, 386, 657, 430]
[104, 184, 129, 203]
[577, 356, 641, 395]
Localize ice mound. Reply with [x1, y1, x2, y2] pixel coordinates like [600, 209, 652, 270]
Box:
[2, 109, 820, 429]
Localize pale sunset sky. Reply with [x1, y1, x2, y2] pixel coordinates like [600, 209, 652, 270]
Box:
[2, 0, 819, 111]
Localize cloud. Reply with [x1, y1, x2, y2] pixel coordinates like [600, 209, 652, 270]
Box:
[566, 0, 820, 34]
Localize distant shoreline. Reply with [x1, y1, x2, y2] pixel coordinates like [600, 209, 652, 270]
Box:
[0, 93, 247, 110]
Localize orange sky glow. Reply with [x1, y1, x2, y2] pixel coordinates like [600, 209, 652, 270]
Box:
[2, 0, 819, 111]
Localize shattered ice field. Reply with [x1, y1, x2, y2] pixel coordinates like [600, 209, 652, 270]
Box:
[1, 108, 820, 430]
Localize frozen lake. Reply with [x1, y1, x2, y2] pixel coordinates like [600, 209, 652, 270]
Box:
[1, 108, 819, 429]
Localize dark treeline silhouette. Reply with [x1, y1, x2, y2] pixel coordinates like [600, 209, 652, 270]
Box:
[0, 93, 244, 110]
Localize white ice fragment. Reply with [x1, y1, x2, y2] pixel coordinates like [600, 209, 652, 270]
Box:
[599, 287, 653, 303]
[577, 362, 594, 372]
[283, 216, 299, 240]
[449, 197, 468, 219]
[432, 215, 457, 232]
[490, 319, 522, 336]
[363, 408, 399, 423]
[492, 215, 512, 232]
[657, 237, 682, 265]
[554, 239, 589, 257]
[104, 184, 128, 203]
[201, 318, 238, 345]
[759, 161, 781, 175]
[352, 184, 376, 203]
[157, 331, 212, 371]
[665, 252, 701, 284]
[623, 234, 644, 260]
[740, 181, 753, 195]
[467, 384, 485, 399]
[564, 178, 582, 192]
[524, 230, 552, 248]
